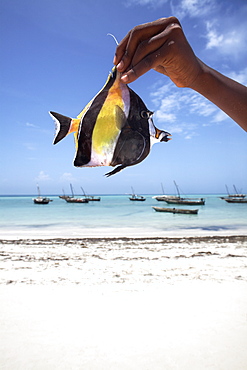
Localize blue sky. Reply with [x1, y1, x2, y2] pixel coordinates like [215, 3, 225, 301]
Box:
[1, 0, 246, 196]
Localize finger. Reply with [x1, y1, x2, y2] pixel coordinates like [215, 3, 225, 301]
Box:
[120, 50, 163, 84]
[115, 17, 181, 73]
[131, 23, 182, 69]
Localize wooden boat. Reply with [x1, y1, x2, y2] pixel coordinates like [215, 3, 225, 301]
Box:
[59, 189, 70, 200]
[224, 198, 247, 203]
[152, 206, 198, 214]
[129, 195, 146, 201]
[33, 185, 52, 204]
[163, 181, 205, 205]
[64, 184, 89, 203]
[33, 197, 51, 204]
[129, 187, 146, 201]
[81, 187, 101, 201]
[220, 185, 246, 200]
[153, 195, 179, 201]
[65, 197, 88, 203]
[164, 198, 205, 205]
[153, 183, 179, 201]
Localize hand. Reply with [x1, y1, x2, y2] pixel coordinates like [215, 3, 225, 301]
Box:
[114, 17, 203, 88]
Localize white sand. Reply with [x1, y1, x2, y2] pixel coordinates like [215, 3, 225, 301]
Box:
[0, 282, 247, 370]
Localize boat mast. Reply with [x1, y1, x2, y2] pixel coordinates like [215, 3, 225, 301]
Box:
[174, 181, 180, 198]
[81, 187, 87, 198]
[233, 185, 239, 195]
[37, 184, 41, 197]
[70, 183, 74, 198]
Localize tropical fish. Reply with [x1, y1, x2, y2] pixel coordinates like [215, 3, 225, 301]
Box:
[50, 67, 171, 176]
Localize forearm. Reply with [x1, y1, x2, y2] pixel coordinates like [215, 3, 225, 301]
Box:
[191, 61, 247, 132]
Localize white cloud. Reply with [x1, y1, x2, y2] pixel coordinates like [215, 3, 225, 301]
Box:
[23, 142, 36, 151]
[35, 171, 51, 182]
[212, 111, 228, 123]
[26, 122, 39, 128]
[205, 18, 247, 59]
[228, 67, 247, 86]
[59, 172, 76, 183]
[149, 76, 236, 135]
[171, 0, 217, 19]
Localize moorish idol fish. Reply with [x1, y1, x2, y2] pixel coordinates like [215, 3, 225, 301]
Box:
[50, 67, 171, 176]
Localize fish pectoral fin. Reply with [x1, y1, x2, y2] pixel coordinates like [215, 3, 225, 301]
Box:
[115, 105, 127, 130]
[50, 111, 73, 145]
[111, 128, 148, 167]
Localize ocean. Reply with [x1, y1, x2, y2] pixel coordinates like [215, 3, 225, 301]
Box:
[1, 194, 247, 369]
[0, 194, 246, 239]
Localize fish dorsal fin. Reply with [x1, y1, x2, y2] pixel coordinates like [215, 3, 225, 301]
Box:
[115, 105, 126, 130]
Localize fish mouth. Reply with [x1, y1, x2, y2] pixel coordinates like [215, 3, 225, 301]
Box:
[161, 132, 172, 142]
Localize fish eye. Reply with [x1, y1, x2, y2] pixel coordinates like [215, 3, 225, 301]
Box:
[141, 111, 149, 119]
[141, 111, 154, 119]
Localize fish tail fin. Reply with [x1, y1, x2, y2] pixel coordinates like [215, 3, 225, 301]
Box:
[50, 111, 79, 145]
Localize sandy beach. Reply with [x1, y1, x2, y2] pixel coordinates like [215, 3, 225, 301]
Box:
[0, 235, 247, 369]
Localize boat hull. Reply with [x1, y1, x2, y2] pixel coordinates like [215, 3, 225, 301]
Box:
[164, 198, 205, 205]
[224, 198, 247, 203]
[65, 198, 89, 203]
[33, 197, 52, 204]
[152, 206, 198, 214]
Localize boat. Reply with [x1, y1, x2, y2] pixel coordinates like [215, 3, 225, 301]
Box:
[81, 187, 101, 201]
[59, 189, 70, 200]
[163, 181, 205, 205]
[33, 185, 53, 204]
[220, 185, 246, 200]
[164, 198, 205, 205]
[153, 183, 179, 201]
[129, 187, 146, 201]
[224, 198, 247, 204]
[64, 184, 89, 203]
[65, 198, 88, 203]
[153, 195, 179, 201]
[152, 206, 198, 214]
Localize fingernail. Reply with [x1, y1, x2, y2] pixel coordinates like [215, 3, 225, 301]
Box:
[117, 60, 124, 70]
[113, 55, 117, 65]
[121, 74, 128, 83]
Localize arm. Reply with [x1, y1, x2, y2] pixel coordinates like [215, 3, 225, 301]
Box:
[114, 17, 247, 132]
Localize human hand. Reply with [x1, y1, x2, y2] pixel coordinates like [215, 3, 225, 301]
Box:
[113, 17, 203, 88]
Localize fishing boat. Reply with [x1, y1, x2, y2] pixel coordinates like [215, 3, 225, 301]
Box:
[153, 183, 179, 201]
[163, 181, 205, 206]
[220, 185, 246, 200]
[64, 184, 89, 203]
[81, 187, 101, 201]
[152, 206, 198, 214]
[224, 198, 247, 204]
[59, 189, 70, 200]
[33, 185, 52, 204]
[153, 195, 179, 201]
[129, 187, 146, 201]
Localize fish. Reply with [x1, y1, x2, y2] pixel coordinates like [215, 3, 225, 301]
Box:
[50, 66, 171, 176]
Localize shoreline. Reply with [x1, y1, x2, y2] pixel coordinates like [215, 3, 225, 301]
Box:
[1, 234, 247, 244]
[1, 225, 247, 240]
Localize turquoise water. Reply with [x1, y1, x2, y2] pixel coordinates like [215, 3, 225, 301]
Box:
[0, 195, 246, 238]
